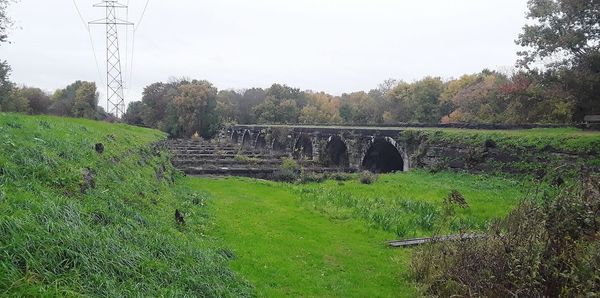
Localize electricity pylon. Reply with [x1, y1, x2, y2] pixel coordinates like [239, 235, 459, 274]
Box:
[90, 1, 133, 118]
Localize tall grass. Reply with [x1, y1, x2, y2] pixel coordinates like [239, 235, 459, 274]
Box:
[298, 187, 484, 238]
[0, 114, 251, 296]
[411, 175, 600, 296]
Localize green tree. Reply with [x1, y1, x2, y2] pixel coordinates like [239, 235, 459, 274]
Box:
[339, 101, 354, 124]
[254, 84, 305, 123]
[446, 72, 509, 123]
[0, 0, 12, 44]
[299, 92, 341, 124]
[0, 0, 14, 107]
[14, 87, 51, 114]
[172, 80, 220, 138]
[239, 88, 266, 124]
[0, 61, 14, 109]
[517, 0, 599, 67]
[216, 90, 242, 123]
[517, 0, 600, 120]
[123, 101, 146, 126]
[0, 87, 28, 112]
[339, 92, 377, 124]
[141, 81, 182, 128]
[50, 81, 88, 116]
[72, 82, 99, 119]
[387, 81, 412, 123]
[502, 71, 575, 124]
[408, 77, 445, 123]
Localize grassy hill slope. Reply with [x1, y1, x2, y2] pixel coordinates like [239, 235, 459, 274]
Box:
[0, 113, 251, 296]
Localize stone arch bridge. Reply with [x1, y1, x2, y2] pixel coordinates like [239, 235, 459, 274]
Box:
[168, 124, 594, 177]
[227, 125, 416, 173]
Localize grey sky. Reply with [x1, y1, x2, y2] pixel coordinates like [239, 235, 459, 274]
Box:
[2, 0, 529, 108]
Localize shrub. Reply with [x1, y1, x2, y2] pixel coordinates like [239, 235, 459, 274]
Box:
[359, 171, 378, 184]
[329, 172, 352, 181]
[299, 171, 326, 184]
[411, 175, 600, 297]
[270, 158, 302, 182]
[281, 157, 300, 171]
[191, 131, 201, 141]
[271, 169, 298, 183]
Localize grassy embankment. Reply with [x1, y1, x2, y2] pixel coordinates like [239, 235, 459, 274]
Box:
[0, 113, 251, 296]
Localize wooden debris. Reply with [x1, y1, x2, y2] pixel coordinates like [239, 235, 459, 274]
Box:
[387, 234, 485, 248]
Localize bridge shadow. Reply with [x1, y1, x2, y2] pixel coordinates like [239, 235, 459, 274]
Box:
[324, 136, 349, 168]
[362, 138, 404, 173]
[241, 130, 252, 149]
[293, 134, 313, 160]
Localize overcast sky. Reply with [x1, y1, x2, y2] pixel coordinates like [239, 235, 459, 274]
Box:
[2, 0, 529, 108]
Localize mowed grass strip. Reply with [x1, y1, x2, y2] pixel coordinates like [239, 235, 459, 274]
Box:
[186, 177, 417, 297]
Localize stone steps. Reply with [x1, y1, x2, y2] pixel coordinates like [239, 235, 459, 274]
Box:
[164, 139, 350, 179]
[172, 153, 290, 159]
[172, 158, 283, 166]
[184, 166, 355, 177]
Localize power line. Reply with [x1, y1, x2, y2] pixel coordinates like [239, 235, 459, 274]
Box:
[128, 0, 150, 95]
[72, 0, 87, 27]
[135, 0, 150, 33]
[71, 0, 105, 86]
[124, 4, 129, 96]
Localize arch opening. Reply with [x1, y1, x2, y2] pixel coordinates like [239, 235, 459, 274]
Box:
[293, 135, 313, 160]
[361, 138, 404, 173]
[323, 136, 349, 168]
[272, 138, 286, 152]
[241, 130, 252, 149]
[231, 130, 240, 144]
[255, 133, 267, 150]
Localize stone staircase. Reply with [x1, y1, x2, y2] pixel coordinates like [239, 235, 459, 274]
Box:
[165, 139, 354, 178]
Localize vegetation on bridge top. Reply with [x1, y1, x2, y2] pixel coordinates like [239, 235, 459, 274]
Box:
[407, 127, 600, 154]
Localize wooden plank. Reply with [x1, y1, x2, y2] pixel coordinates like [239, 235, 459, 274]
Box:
[387, 234, 485, 248]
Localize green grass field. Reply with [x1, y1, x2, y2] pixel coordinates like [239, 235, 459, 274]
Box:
[187, 171, 534, 297]
[0, 113, 584, 296]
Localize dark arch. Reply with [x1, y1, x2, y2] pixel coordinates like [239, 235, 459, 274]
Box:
[231, 130, 240, 144]
[241, 130, 252, 149]
[255, 133, 267, 150]
[293, 134, 313, 160]
[323, 136, 349, 168]
[361, 138, 404, 173]
[272, 138, 286, 152]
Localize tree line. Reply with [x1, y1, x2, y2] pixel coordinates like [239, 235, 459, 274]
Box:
[1, 0, 598, 139]
[0, 79, 112, 121]
[122, 66, 586, 138]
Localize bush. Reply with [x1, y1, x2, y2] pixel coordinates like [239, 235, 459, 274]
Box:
[271, 169, 298, 183]
[191, 131, 201, 141]
[299, 172, 326, 184]
[281, 157, 300, 171]
[359, 171, 378, 184]
[329, 172, 353, 181]
[411, 175, 600, 297]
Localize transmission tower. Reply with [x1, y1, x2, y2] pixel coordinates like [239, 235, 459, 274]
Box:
[90, 1, 133, 118]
